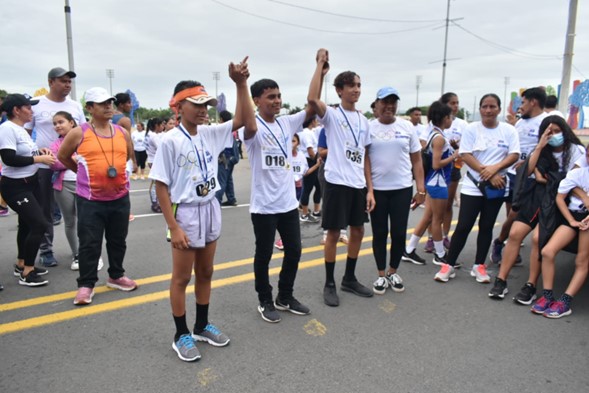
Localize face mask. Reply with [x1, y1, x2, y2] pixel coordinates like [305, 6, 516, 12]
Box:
[548, 133, 564, 147]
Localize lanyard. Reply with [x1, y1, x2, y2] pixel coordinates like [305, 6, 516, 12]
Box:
[338, 106, 360, 147]
[178, 124, 208, 183]
[256, 115, 288, 159]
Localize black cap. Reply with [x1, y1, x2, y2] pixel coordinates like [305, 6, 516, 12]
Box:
[0, 94, 39, 114]
[48, 67, 77, 79]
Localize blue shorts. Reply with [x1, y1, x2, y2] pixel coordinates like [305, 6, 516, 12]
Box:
[426, 184, 448, 200]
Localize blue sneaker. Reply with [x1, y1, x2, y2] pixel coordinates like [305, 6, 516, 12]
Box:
[39, 252, 58, 267]
[172, 334, 201, 362]
[543, 300, 572, 319]
[531, 296, 552, 315]
[193, 323, 230, 347]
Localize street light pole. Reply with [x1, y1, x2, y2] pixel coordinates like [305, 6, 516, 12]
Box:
[558, 0, 578, 116]
[416, 75, 422, 107]
[324, 74, 330, 104]
[441, 0, 451, 95]
[212, 71, 220, 123]
[64, 0, 76, 100]
[106, 69, 114, 95]
[503, 77, 510, 121]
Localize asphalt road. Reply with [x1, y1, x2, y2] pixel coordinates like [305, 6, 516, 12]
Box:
[1, 160, 588, 393]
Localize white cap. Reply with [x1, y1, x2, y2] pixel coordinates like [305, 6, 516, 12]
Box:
[84, 87, 115, 104]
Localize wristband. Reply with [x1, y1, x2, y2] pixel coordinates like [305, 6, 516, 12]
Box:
[418, 191, 426, 196]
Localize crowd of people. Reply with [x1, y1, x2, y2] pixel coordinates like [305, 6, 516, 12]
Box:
[1, 49, 588, 362]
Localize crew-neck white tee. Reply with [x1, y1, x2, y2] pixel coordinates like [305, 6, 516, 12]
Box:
[0, 120, 40, 178]
[508, 112, 548, 174]
[245, 111, 306, 214]
[291, 149, 308, 183]
[369, 117, 421, 190]
[460, 121, 520, 197]
[149, 122, 233, 204]
[298, 127, 318, 159]
[444, 117, 468, 143]
[132, 130, 147, 152]
[320, 106, 371, 189]
[558, 167, 589, 213]
[413, 123, 428, 142]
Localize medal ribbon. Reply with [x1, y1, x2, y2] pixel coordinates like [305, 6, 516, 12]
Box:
[178, 124, 209, 184]
[338, 106, 360, 147]
[256, 115, 289, 160]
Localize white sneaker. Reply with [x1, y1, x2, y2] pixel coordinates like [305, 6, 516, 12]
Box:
[97, 257, 104, 271]
[71, 255, 79, 271]
[386, 272, 405, 292]
[470, 264, 491, 283]
[434, 263, 456, 282]
[372, 276, 389, 295]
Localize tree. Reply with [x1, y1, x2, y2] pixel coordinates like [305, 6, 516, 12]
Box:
[135, 107, 174, 122]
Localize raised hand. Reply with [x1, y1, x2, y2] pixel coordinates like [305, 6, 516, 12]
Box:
[316, 48, 329, 75]
[229, 56, 250, 83]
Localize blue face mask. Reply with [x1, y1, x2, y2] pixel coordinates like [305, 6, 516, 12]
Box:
[548, 133, 564, 147]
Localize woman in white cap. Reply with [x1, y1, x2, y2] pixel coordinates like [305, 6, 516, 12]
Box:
[58, 87, 138, 305]
[366, 87, 425, 294]
[0, 94, 56, 287]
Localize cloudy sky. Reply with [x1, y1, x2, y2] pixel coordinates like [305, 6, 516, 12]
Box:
[1, 0, 587, 119]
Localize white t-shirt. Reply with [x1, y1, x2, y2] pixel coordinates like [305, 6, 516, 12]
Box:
[146, 132, 163, 164]
[245, 111, 306, 214]
[369, 117, 421, 190]
[553, 144, 586, 172]
[460, 121, 520, 197]
[546, 109, 565, 119]
[0, 120, 40, 178]
[291, 149, 308, 183]
[149, 122, 233, 204]
[413, 123, 428, 142]
[558, 167, 589, 213]
[298, 127, 318, 159]
[25, 96, 86, 169]
[508, 112, 548, 174]
[443, 117, 468, 144]
[320, 106, 371, 189]
[132, 130, 147, 152]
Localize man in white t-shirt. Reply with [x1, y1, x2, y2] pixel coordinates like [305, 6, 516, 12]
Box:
[491, 87, 547, 265]
[25, 67, 86, 268]
[544, 95, 566, 119]
[308, 48, 375, 307]
[245, 78, 315, 323]
[407, 106, 428, 147]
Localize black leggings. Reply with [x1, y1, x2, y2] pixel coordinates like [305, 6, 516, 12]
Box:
[446, 194, 504, 266]
[0, 174, 52, 267]
[370, 187, 413, 271]
[299, 158, 321, 206]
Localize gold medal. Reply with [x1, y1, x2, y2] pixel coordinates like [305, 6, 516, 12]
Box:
[202, 187, 209, 196]
[285, 163, 291, 170]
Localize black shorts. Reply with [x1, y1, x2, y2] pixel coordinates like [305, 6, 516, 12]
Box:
[560, 210, 589, 233]
[450, 166, 462, 182]
[515, 206, 540, 229]
[322, 181, 368, 229]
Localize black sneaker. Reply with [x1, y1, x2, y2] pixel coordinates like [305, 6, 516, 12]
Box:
[513, 282, 537, 305]
[488, 277, 508, 299]
[311, 211, 321, 218]
[323, 283, 339, 307]
[401, 250, 426, 265]
[13, 264, 48, 277]
[341, 278, 373, 298]
[432, 253, 448, 266]
[275, 296, 311, 315]
[257, 300, 281, 323]
[19, 271, 49, 287]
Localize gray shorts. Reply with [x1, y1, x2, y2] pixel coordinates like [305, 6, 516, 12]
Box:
[175, 198, 222, 248]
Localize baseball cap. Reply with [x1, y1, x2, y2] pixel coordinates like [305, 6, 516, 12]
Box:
[0, 93, 39, 114]
[84, 87, 115, 104]
[48, 67, 77, 79]
[376, 87, 400, 100]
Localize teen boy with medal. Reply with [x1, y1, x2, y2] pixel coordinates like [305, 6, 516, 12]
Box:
[245, 76, 320, 323]
[149, 57, 255, 362]
[308, 48, 375, 307]
[58, 87, 138, 306]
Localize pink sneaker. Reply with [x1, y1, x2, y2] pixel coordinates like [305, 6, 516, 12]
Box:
[274, 238, 284, 250]
[107, 276, 138, 292]
[73, 287, 95, 305]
